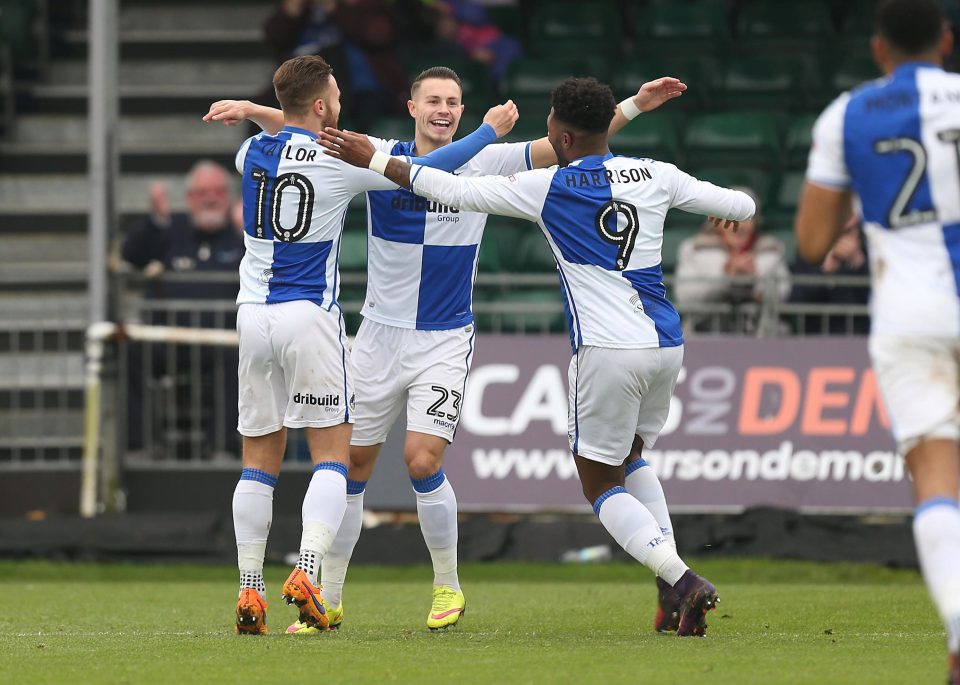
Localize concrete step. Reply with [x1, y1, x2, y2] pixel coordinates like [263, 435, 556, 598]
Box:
[0, 173, 187, 213]
[0, 408, 85, 446]
[0, 292, 89, 325]
[118, 3, 271, 32]
[11, 113, 248, 150]
[0, 235, 88, 263]
[47, 59, 274, 88]
[0, 352, 85, 389]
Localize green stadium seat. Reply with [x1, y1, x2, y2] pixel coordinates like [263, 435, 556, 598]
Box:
[720, 55, 815, 110]
[483, 217, 534, 272]
[689, 166, 774, 210]
[368, 116, 414, 143]
[611, 56, 716, 112]
[0, 0, 38, 64]
[527, 0, 622, 56]
[338, 229, 368, 272]
[831, 56, 881, 94]
[736, 0, 834, 53]
[635, 2, 730, 56]
[738, 0, 834, 38]
[516, 231, 557, 273]
[766, 171, 806, 231]
[506, 57, 608, 97]
[784, 114, 818, 168]
[502, 116, 547, 144]
[476, 288, 566, 334]
[477, 238, 500, 272]
[610, 112, 682, 165]
[683, 112, 782, 168]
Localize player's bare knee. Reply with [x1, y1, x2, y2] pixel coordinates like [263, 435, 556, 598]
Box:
[348, 444, 381, 481]
[405, 450, 443, 480]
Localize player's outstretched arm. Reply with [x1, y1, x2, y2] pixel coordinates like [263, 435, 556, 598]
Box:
[319, 127, 547, 221]
[526, 76, 687, 169]
[203, 100, 284, 135]
[410, 100, 519, 172]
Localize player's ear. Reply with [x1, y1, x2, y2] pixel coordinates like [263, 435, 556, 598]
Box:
[313, 98, 325, 118]
[407, 99, 416, 118]
[941, 24, 954, 59]
[870, 35, 888, 74]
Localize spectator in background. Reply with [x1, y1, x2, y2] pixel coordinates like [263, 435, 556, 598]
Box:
[435, 0, 522, 85]
[120, 160, 243, 458]
[788, 215, 870, 335]
[122, 160, 244, 301]
[673, 187, 790, 334]
[263, 0, 409, 131]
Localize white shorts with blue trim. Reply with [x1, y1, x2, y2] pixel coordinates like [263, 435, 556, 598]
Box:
[869, 335, 960, 452]
[568, 344, 683, 466]
[237, 301, 354, 437]
[350, 319, 475, 445]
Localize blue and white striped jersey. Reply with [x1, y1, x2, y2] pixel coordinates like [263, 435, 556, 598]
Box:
[234, 126, 401, 310]
[361, 139, 532, 329]
[808, 62, 960, 338]
[408, 153, 755, 350]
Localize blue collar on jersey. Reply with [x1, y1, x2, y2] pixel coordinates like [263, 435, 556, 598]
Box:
[282, 125, 319, 139]
[892, 60, 942, 76]
[568, 151, 615, 167]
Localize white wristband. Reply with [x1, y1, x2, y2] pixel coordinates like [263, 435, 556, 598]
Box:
[619, 97, 642, 120]
[369, 150, 391, 175]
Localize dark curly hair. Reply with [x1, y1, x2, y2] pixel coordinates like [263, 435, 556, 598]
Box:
[550, 77, 616, 134]
[876, 0, 944, 55]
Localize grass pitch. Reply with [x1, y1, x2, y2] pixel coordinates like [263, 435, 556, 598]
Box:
[0, 558, 943, 685]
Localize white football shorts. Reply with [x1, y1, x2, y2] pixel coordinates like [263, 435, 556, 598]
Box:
[869, 335, 960, 451]
[568, 344, 684, 465]
[237, 301, 354, 437]
[350, 319, 475, 445]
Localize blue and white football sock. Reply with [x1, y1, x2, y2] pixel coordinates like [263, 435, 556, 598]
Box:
[595, 486, 688, 585]
[233, 467, 276, 598]
[913, 497, 960, 652]
[298, 462, 348, 585]
[625, 458, 676, 550]
[320, 479, 366, 608]
[412, 468, 460, 591]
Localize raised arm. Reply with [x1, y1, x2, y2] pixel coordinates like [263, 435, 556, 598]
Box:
[526, 77, 687, 169]
[203, 100, 285, 135]
[318, 127, 550, 221]
[409, 101, 518, 171]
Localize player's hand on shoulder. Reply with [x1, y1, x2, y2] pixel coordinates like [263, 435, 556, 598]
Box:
[202, 100, 252, 126]
[318, 127, 375, 167]
[483, 100, 519, 138]
[634, 77, 687, 113]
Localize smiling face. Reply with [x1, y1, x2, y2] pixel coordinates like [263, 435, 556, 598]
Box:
[408, 77, 464, 148]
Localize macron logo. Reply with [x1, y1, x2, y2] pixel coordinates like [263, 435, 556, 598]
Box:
[293, 392, 339, 406]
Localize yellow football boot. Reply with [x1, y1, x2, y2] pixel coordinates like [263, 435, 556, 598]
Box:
[427, 585, 465, 630]
[286, 598, 343, 634]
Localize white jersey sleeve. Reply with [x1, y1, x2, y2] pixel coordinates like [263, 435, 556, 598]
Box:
[410, 164, 552, 222]
[235, 136, 256, 174]
[806, 92, 852, 190]
[664, 164, 757, 220]
[472, 141, 535, 176]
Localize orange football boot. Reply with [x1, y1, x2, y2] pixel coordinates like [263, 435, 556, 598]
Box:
[236, 587, 268, 635]
[280, 568, 329, 631]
